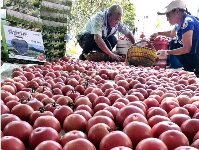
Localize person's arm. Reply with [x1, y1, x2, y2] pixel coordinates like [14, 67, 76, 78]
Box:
[125, 31, 135, 44]
[94, 34, 122, 61]
[151, 28, 176, 37]
[167, 30, 193, 55]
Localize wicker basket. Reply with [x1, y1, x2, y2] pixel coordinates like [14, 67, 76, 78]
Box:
[84, 51, 113, 62]
[127, 40, 157, 67]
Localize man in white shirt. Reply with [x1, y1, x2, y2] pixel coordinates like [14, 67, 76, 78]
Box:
[77, 4, 135, 61]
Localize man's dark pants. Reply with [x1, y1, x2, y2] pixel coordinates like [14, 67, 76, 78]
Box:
[77, 33, 117, 60]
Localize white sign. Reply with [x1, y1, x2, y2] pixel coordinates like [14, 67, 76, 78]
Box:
[3, 25, 46, 62]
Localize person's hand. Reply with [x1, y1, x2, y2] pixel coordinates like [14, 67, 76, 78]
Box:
[150, 32, 158, 37]
[157, 50, 168, 59]
[110, 53, 123, 61]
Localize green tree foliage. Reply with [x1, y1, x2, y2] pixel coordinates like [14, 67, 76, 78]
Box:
[69, 0, 135, 36]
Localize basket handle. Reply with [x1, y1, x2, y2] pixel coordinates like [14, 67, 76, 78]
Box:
[132, 39, 156, 50]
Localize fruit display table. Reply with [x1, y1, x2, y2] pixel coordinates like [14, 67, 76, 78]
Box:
[1, 56, 199, 150]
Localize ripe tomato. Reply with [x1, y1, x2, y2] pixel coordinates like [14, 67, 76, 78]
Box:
[75, 97, 92, 108]
[63, 138, 96, 150]
[53, 105, 73, 124]
[11, 104, 34, 121]
[34, 140, 62, 150]
[168, 107, 189, 118]
[159, 130, 189, 150]
[152, 121, 181, 138]
[74, 110, 92, 121]
[181, 119, 199, 143]
[135, 138, 168, 150]
[123, 113, 148, 127]
[63, 114, 87, 133]
[33, 116, 61, 133]
[86, 116, 116, 133]
[26, 99, 44, 111]
[29, 127, 60, 149]
[75, 104, 93, 116]
[170, 114, 191, 127]
[1, 104, 10, 114]
[61, 130, 88, 147]
[116, 105, 145, 128]
[88, 123, 111, 147]
[29, 108, 54, 125]
[1, 114, 21, 131]
[3, 120, 33, 144]
[123, 121, 152, 146]
[1, 136, 26, 150]
[100, 131, 133, 150]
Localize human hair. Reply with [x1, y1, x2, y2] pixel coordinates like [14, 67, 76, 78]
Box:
[108, 4, 123, 16]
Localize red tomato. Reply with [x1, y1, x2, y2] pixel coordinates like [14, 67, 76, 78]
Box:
[1, 104, 10, 114]
[34, 140, 62, 150]
[75, 97, 92, 108]
[152, 121, 181, 138]
[1, 136, 26, 150]
[56, 96, 74, 107]
[44, 102, 60, 113]
[159, 130, 189, 150]
[1, 85, 16, 95]
[107, 93, 122, 104]
[11, 104, 34, 121]
[183, 104, 198, 118]
[123, 121, 152, 146]
[6, 100, 20, 111]
[168, 107, 190, 118]
[1, 114, 21, 131]
[147, 107, 168, 119]
[63, 138, 96, 150]
[86, 116, 116, 133]
[74, 110, 92, 121]
[123, 113, 148, 128]
[3, 120, 33, 144]
[29, 127, 60, 149]
[61, 130, 88, 147]
[15, 91, 31, 102]
[1, 90, 12, 101]
[63, 114, 87, 133]
[181, 119, 199, 143]
[88, 123, 111, 147]
[93, 96, 111, 107]
[53, 105, 73, 124]
[4, 95, 19, 104]
[127, 101, 147, 114]
[29, 109, 53, 125]
[33, 116, 61, 133]
[170, 114, 191, 127]
[100, 131, 133, 150]
[94, 103, 109, 113]
[94, 110, 114, 120]
[116, 105, 145, 128]
[103, 106, 119, 120]
[26, 99, 44, 111]
[135, 138, 168, 150]
[75, 104, 93, 116]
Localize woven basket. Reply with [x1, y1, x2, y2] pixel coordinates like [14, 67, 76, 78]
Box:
[84, 51, 113, 62]
[127, 40, 157, 67]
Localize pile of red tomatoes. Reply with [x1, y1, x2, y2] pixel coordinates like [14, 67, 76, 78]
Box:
[1, 56, 199, 150]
